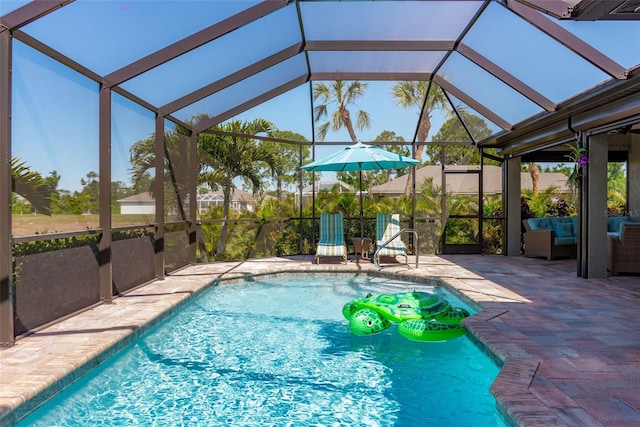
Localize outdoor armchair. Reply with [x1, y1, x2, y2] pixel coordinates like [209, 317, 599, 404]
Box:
[315, 213, 348, 264]
[607, 223, 640, 275]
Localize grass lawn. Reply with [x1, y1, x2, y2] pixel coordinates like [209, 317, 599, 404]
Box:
[12, 214, 156, 237]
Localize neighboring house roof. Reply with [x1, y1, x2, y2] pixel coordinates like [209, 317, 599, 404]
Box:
[117, 192, 154, 203]
[370, 165, 570, 195]
[301, 180, 355, 193]
[521, 169, 570, 193]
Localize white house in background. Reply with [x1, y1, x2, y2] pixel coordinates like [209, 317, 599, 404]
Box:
[197, 190, 256, 213]
[117, 192, 155, 215]
[296, 180, 355, 204]
[117, 190, 258, 215]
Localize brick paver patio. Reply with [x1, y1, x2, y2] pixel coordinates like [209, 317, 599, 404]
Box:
[1, 254, 639, 426]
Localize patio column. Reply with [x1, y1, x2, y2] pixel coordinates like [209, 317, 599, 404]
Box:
[0, 28, 14, 347]
[188, 132, 197, 264]
[505, 156, 522, 256]
[585, 134, 608, 278]
[628, 134, 640, 217]
[98, 84, 113, 303]
[154, 116, 165, 279]
[298, 144, 304, 255]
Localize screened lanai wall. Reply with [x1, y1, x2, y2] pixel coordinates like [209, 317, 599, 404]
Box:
[1, 0, 640, 346]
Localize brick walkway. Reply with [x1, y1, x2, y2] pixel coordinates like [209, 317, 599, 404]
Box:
[1, 254, 639, 426]
[445, 255, 640, 427]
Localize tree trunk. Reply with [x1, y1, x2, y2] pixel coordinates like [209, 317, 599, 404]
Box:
[403, 115, 430, 196]
[340, 107, 358, 143]
[341, 107, 372, 199]
[216, 181, 233, 257]
[530, 162, 540, 195]
[403, 144, 426, 197]
[276, 178, 282, 200]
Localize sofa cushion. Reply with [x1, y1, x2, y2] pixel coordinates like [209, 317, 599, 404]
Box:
[554, 236, 577, 246]
[555, 222, 574, 238]
[528, 217, 552, 231]
[608, 216, 629, 233]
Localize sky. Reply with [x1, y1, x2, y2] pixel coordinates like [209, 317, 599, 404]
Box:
[6, 1, 640, 193]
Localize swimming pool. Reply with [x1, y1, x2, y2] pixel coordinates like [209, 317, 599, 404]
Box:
[14, 274, 507, 426]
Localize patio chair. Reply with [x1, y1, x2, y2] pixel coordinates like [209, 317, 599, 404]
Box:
[375, 214, 408, 265]
[315, 213, 347, 264]
[607, 222, 640, 275]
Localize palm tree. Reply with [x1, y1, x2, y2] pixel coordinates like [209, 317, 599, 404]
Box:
[129, 115, 278, 258]
[312, 80, 370, 143]
[262, 130, 310, 200]
[129, 126, 191, 220]
[392, 81, 449, 195]
[312, 80, 372, 199]
[199, 118, 277, 257]
[11, 157, 51, 215]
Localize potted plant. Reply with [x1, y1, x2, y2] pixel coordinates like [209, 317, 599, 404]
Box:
[565, 143, 589, 191]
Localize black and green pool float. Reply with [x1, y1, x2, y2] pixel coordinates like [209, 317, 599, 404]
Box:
[342, 291, 469, 342]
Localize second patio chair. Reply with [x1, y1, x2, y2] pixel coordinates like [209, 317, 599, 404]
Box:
[316, 213, 347, 264]
[375, 213, 408, 265]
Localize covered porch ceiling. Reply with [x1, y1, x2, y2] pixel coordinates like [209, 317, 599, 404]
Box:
[2, 0, 640, 156]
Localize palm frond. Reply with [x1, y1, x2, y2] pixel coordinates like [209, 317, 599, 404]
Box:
[11, 157, 51, 215]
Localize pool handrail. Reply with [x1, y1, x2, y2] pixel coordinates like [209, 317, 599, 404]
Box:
[373, 228, 419, 269]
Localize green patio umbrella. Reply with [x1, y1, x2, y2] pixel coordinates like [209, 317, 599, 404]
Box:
[302, 141, 419, 243]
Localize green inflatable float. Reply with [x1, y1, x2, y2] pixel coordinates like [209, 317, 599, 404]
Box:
[342, 291, 470, 342]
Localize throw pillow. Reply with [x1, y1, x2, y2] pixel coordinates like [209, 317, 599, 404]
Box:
[556, 223, 573, 238]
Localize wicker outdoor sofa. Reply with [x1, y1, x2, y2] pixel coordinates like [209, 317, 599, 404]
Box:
[522, 216, 577, 260]
[607, 223, 640, 275]
[523, 215, 638, 262]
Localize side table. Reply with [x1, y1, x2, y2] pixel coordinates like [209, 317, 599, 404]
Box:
[351, 237, 372, 262]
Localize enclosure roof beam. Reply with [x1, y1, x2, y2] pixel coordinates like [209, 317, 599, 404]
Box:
[12, 30, 189, 131]
[0, 0, 74, 31]
[506, 0, 627, 79]
[310, 72, 431, 81]
[457, 42, 556, 112]
[12, 29, 102, 83]
[104, 0, 287, 87]
[305, 40, 456, 51]
[193, 74, 309, 134]
[433, 75, 512, 131]
[161, 42, 303, 115]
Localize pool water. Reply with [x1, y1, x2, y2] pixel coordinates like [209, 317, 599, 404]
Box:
[16, 275, 507, 427]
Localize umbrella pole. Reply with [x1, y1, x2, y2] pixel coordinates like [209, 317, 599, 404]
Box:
[351, 167, 368, 263]
[359, 168, 364, 241]
[355, 168, 372, 262]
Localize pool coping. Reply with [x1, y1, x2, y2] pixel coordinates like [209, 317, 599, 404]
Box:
[0, 257, 548, 427]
